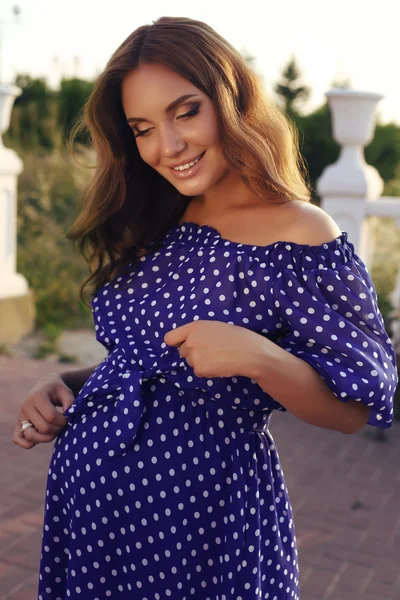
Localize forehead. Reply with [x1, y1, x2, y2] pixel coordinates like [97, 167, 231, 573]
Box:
[121, 63, 202, 114]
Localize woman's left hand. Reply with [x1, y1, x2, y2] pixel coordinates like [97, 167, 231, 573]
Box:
[164, 320, 267, 379]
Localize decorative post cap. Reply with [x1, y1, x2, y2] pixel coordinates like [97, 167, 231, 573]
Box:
[317, 88, 384, 199]
[325, 89, 384, 147]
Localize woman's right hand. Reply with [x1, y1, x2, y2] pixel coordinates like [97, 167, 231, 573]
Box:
[12, 373, 76, 449]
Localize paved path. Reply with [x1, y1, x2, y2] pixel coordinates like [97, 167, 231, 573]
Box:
[1, 355, 399, 600]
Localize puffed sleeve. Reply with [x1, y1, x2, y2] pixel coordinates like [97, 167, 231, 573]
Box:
[272, 233, 398, 429]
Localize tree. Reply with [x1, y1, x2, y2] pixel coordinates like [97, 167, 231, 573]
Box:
[274, 56, 311, 117]
[295, 104, 341, 198]
[6, 75, 59, 150]
[57, 78, 95, 143]
[365, 122, 400, 184]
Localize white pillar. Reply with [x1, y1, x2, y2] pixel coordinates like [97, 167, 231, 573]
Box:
[317, 89, 384, 268]
[0, 83, 29, 299]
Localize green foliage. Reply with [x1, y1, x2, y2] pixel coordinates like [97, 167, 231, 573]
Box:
[371, 217, 400, 323]
[58, 353, 78, 364]
[14, 75, 51, 104]
[4, 74, 95, 152]
[384, 163, 400, 196]
[42, 322, 64, 343]
[16, 149, 94, 330]
[5, 74, 97, 329]
[365, 122, 400, 183]
[57, 78, 94, 143]
[7, 75, 60, 151]
[274, 56, 311, 117]
[31, 321, 78, 362]
[33, 341, 57, 360]
[294, 105, 341, 196]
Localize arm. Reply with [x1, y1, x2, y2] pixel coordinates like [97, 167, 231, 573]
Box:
[60, 363, 100, 397]
[243, 204, 389, 434]
[246, 337, 370, 434]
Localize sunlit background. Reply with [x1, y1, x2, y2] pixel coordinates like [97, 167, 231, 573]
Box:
[1, 0, 400, 365]
[2, 0, 400, 123]
[1, 3, 400, 600]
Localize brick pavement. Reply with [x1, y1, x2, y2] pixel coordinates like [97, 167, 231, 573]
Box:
[1, 355, 399, 600]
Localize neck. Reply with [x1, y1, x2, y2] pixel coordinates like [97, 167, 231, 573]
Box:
[192, 171, 263, 216]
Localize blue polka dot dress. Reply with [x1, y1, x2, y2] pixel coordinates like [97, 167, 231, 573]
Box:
[39, 222, 398, 600]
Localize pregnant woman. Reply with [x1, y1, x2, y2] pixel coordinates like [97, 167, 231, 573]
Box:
[14, 16, 397, 600]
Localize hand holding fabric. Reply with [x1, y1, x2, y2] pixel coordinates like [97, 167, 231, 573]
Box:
[164, 319, 266, 380]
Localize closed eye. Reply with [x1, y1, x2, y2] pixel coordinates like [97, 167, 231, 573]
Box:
[133, 104, 200, 138]
[133, 128, 152, 139]
[177, 105, 200, 121]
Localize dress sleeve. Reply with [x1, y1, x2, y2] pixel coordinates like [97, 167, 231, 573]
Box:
[273, 234, 398, 429]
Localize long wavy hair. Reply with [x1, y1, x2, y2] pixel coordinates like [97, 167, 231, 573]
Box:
[68, 16, 310, 302]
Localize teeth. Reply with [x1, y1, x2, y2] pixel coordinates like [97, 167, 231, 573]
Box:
[173, 154, 203, 171]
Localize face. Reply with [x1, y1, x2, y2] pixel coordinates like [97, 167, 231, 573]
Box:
[121, 63, 231, 197]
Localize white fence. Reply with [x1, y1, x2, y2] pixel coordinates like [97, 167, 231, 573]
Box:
[317, 89, 400, 353]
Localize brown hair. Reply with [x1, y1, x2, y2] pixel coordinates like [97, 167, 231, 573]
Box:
[68, 16, 310, 302]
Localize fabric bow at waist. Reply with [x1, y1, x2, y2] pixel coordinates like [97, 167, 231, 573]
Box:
[63, 351, 272, 463]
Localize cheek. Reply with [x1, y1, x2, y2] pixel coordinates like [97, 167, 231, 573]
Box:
[136, 143, 157, 167]
[197, 114, 220, 145]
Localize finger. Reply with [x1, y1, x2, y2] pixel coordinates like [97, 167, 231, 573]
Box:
[35, 392, 68, 428]
[164, 324, 187, 347]
[21, 422, 57, 444]
[51, 384, 76, 413]
[178, 343, 188, 358]
[24, 406, 63, 436]
[13, 422, 37, 449]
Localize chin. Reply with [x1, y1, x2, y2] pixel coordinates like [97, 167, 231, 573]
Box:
[169, 179, 211, 197]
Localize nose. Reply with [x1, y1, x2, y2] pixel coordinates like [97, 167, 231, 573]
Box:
[159, 123, 186, 158]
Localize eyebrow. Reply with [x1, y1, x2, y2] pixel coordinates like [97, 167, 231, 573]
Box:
[126, 94, 201, 125]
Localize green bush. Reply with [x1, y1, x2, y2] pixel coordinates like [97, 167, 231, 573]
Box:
[371, 217, 400, 323]
[16, 148, 94, 330]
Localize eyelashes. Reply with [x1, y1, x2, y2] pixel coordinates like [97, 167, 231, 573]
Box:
[133, 104, 200, 138]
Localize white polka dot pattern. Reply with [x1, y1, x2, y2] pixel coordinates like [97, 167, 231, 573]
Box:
[272, 239, 397, 429]
[38, 221, 397, 599]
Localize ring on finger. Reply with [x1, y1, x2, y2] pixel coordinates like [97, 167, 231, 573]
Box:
[20, 420, 35, 434]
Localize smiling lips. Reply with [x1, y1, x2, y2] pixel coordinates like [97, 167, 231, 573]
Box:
[171, 152, 205, 170]
[168, 151, 206, 179]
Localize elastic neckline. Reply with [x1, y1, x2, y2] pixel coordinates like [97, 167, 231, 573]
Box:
[169, 220, 349, 254]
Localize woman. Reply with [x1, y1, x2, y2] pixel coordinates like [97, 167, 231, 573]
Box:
[13, 16, 397, 600]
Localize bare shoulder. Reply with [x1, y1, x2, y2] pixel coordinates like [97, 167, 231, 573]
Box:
[278, 200, 342, 246]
